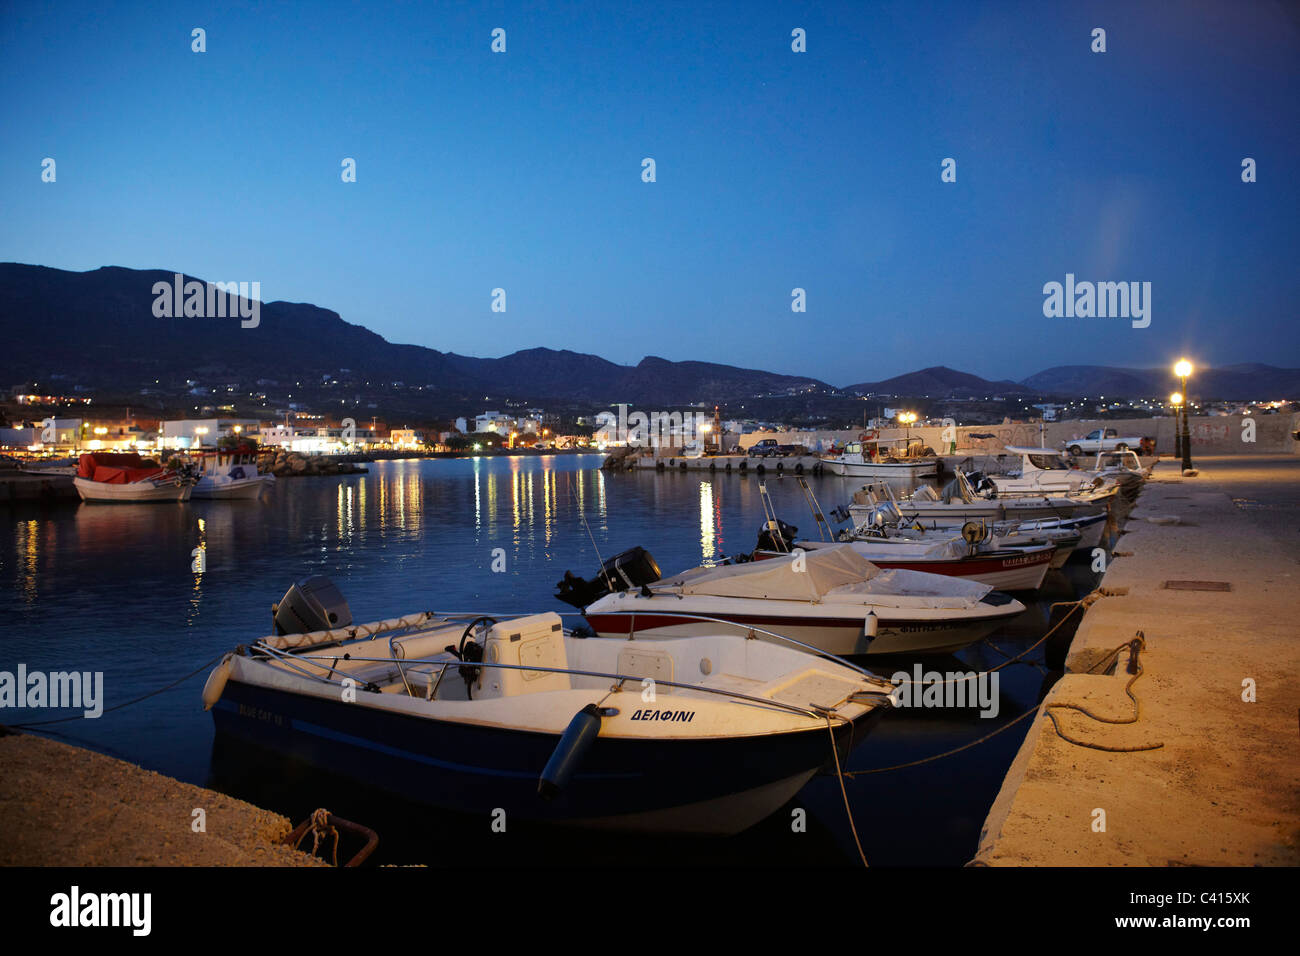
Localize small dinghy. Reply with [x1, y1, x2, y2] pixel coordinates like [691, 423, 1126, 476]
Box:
[580, 544, 1025, 656]
[204, 577, 895, 836]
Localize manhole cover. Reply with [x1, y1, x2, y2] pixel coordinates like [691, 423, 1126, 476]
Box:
[1163, 580, 1232, 592]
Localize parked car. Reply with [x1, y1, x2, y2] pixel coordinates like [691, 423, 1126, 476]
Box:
[747, 439, 780, 458]
[1064, 428, 1144, 456]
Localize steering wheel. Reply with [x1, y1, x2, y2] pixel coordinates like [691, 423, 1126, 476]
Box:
[457, 616, 496, 659]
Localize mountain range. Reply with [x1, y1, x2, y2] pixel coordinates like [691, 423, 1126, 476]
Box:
[2, 263, 1297, 404]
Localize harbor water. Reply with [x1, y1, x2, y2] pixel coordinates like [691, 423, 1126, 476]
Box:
[0, 454, 1103, 865]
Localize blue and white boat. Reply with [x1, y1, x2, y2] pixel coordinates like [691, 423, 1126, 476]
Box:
[202, 581, 895, 835]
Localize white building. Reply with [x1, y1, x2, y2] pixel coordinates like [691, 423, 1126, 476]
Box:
[160, 418, 260, 450]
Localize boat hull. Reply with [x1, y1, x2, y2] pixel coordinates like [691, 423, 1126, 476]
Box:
[210, 677, 883, 835]
[584, 604, 1021, 657]
[191, 475, 270, 499]
[820, 458, 940, 479]
[73, 477, 192, 503]
[756, 544, 1052, 591]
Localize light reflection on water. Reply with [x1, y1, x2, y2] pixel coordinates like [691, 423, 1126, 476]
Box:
[0, 454, 1090, 865]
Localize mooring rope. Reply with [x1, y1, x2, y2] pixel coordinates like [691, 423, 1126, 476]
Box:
[843, 704, 1040, 778]
[824, 715, 868, 867]
[889, 589, 1104, 689]
[2, 651, 230, 729]
[1042, 632, 1164, 752]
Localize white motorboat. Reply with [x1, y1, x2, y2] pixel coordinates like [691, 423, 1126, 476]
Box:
[190, 448, 271, 499]
[204, 578, 896, 836]
[992, 513, 1109, 552]
[846, 473, 1112, 528]
[581, 544, 1025, 657]
[72, 452, 193, 503]
[981, 446, 1118, 496]
[750, 514, 1054, 591]
[818, 436, 940, 481]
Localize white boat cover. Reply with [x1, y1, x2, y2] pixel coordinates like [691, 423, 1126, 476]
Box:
[657, 544, 881, 602]
[656, 544, 992, 607]
[827, 569, 991, 606]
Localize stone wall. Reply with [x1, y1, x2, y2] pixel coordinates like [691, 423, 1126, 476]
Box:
[735, 412, 1299, 457]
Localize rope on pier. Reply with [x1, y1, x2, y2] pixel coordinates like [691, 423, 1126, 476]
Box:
[3, 652, 230, 729]
[1042, 632, 1164, 753]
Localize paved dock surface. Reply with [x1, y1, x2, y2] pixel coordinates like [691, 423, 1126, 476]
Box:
[0, 732, 323, 866]
[975, 455, 1300, 865]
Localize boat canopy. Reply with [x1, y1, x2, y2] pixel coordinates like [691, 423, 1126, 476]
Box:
[657, 544, 881, 602]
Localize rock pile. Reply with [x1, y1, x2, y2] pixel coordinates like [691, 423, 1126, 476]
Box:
[268, 450, 368, 477]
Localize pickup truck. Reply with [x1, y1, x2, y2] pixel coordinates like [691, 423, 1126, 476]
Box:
[747, 439, 780, 458]
[1064, 428, 1143, 456]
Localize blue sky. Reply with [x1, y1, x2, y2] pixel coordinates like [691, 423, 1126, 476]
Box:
[2, 0, 1297, 384]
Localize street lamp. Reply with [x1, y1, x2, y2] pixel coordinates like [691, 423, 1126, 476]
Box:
[1173, 359, 1193, 472]
[1170, 392, 1183, 458]
[898, 411, 917, 444]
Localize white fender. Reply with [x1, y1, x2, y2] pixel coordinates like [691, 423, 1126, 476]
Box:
[202, 654, 234, 711]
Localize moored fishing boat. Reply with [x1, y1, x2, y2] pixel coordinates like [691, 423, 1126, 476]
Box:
[818, 435, 940, 481]
[72, 452, 194, 503]
[189, 446, 271, 499]
[204, 578, 896, 835]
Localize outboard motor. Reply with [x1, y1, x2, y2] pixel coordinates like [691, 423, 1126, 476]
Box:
[755, 519, 799, 553]
[555, 546, 661, 609]
[272, 575, 353, 635]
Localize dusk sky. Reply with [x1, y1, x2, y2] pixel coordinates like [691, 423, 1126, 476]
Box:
[2, 1, 1297, 384]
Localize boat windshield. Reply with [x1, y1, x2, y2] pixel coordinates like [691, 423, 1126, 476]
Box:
[1028, 454, 1069, 470]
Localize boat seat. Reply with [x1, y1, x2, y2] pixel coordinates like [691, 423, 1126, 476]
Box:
[475, 613, 571, 700]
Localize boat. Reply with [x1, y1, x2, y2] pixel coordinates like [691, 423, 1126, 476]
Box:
[203, 577, 896, 836]
[818, 435, 940, 481]
[578, 543, 1025, 656]
[189, 447, 272, 499]
[844, 496, 1084, 568]
[846, 473, 1112, 528]
[980, 446, 1117, 496]
[72, 452, 194, 503]
[991, 513, 1109, 552]
[750, 516, 1054, 591]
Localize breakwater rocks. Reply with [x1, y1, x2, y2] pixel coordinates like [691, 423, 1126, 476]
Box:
[267, 451, 368, 478]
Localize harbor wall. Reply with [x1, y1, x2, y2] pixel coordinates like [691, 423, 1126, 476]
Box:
[973, 456, 1300, 865]
[733, 412, 1299, 457]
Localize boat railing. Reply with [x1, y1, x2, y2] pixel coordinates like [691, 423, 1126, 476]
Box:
[248, 639, 894, 720]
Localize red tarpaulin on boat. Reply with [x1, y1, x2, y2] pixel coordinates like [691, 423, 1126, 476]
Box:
[90, 465, 165, 484]
[78, 453, 164, 483]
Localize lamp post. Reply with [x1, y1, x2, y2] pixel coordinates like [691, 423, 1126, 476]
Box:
[1174, 359, 1193, 472]
[898, 411, 917, 445]
[1170, 392, 1183, 460]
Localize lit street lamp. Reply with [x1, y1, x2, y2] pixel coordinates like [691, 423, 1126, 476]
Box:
[1170, 392, 1183, 459]
[898, 411, 917, 443]
[1173, 359, 1193, 472]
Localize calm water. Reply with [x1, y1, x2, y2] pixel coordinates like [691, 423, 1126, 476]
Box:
[0, 455, 1099, 865]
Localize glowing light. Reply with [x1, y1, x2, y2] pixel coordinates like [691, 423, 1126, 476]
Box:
[1174, 359, 1193, 380]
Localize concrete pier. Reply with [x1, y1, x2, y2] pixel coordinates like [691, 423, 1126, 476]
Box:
[0, 731, 323, 866]
[974, 455, 1300, 865]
